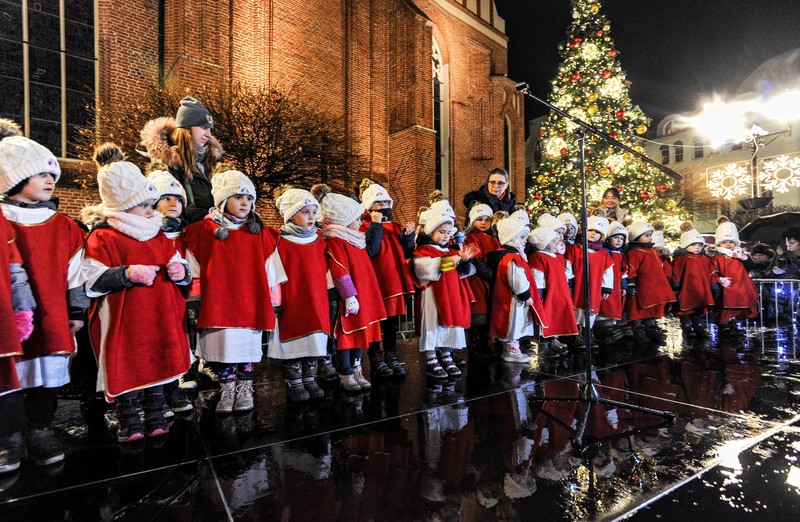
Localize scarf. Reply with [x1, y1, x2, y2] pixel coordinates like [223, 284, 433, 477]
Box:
[0, 198, 58, 211]
[588, 240, 604, 252]
[321, 224, 366, 249]
[281, 222, 317, 239]
[105, 210, 163, 241]
[194, 143, 208, 176]
[209, 207, 245, 229]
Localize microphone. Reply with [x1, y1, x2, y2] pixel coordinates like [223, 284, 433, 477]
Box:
[515, 82, 530, 91]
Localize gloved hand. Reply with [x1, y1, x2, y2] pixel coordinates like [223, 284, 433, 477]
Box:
[627, 282, 637, 295]
[524, 298, 534, 308]
[186, 301, 201, 328]
[127, 265, 160, 286]
[344, 296, 360, 316]
[15, 310, 34, 342]
[166, 261, 186, 282]
[719, 276, 732, 288]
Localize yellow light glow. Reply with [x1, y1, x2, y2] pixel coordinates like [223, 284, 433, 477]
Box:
[759, 90, 800, 123]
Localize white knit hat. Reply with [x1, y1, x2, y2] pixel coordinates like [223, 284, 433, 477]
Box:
[211, 170, 256, 210]
[429, 199, 456, 221]
[558, 212, 578, 231]
[146, 169, 187, 203]
[606, 221, 628, 239]
[0, 135, 61, 194]
[420, 208, 454, 236]
[319, 192, 363, 227]
[361, 183, 393, 211]
[468, 204, 493, 225]
[510, 208, 530, 225]
[496, 217, 529, 247]
[538, 213, 565, 232]
[715, 221, 739, 246]
[652, 229, 666, 248]
[528, 227, 560, 250]
[680, 227, 705, 249]
[587, 215, 610, 239]
[627, 221, 654, 241]
[276, 188, 319, 223]
[97, 160, 160, 212]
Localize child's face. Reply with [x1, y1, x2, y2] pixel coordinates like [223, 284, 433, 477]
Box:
[555, 227, 566, 239]
[608, 235, 625, 249]
[751, 252, 767, 261]
[587, 230, 602, 242]
[718, 240, 736, 250]
[127, 199, 156, 218]
[190, 126, 212, 148]
[290, 205, 318, 228]
[13, 173, 55, 203]
[370, 200, 391, 211]
[786, 238, 799, 252]
[564, 224, 576, 239]
[473, 216, 491, 232]
[225, 194, 253, 220]
[155, 195, 183, 218]
[544, 238, 559, 253]
[432, 223, 453, 246]
[637, 231, 653, 243]
[686, 243, 703, 254]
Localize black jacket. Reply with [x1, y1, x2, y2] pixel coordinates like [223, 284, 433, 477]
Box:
[463, 185, 517, 223]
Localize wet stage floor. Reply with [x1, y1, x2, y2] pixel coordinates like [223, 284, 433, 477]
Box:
[1, 317, 799, 521]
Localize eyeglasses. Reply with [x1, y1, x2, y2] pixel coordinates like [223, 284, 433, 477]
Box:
[488, 181, 506, 186]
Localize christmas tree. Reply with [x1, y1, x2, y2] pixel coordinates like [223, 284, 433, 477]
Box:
[529, 0, 681, 224]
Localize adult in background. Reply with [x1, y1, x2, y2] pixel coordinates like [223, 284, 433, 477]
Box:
[140, 96, 224, 223]
[463, 168, 517, 224]
[770, 226, 800, 279]
[590, 187, 628, 223]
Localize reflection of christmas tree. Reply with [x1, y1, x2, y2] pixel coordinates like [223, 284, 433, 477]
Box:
[528, 0, 681, 224]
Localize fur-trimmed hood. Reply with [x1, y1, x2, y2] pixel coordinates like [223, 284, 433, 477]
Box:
[139, 116, 224, 169]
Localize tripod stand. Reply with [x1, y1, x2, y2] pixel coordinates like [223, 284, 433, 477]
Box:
[516, 82, 682, 446]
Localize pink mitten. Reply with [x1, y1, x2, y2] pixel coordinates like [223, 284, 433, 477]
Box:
[128, 265, 160, 286]
[15, 310, 34, 342]
[166, 261, 186, 282]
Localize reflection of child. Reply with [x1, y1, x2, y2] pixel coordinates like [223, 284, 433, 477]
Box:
[711, 217, 758, 335]
[672, 222, 717, 337]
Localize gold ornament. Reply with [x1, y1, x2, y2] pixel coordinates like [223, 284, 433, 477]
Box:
[588, 93, 598, 102]
[599, 167, 610, 177]
[590, 4, 599, 14]
[635, 124, 648, 135]
[587, 105, 598, 115]
[622, 152, 633, 161]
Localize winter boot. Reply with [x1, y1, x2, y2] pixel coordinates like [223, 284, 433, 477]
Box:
[215, 381, 237, 413]
[630, 321, 650, 345]
[26, 427, 65, 466]
[352, 364, 372, 390]
[233, 379, 255, 412]
[691, 314, 708, 337]
[301, 359, 325, 399]
[0, 433, 23, 473]
[679, 315, 695, 336]
[643, 319, 665, 342]
[317, 355, 339, 382]
[386, 351, 407, 377]
[368, 351, 394, 378]
[502, 342, 531, 364]
[594, 322, 625, 344]
[115, 397, 144, 443]
[339, 373, 362, 392]
[282, 361, 310, 402]
[141, 393, 169, 437]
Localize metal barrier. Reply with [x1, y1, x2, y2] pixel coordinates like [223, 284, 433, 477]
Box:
[397, 294, 416, 341]
[752, 278, 800, 329]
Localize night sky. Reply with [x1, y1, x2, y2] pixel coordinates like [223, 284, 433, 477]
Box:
[494, 0, 800, 133]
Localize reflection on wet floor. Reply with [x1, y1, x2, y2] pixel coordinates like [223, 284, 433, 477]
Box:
[1, 317, 799, 521]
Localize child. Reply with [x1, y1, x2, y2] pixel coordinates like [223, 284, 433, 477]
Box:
[672, 221, 717, 337]
[359, 180, 415, 377]
[558, 212, 578, 246]
[82, 144, 191, 442]
[624, 221, 676, 344]
[267, 187, 330, 401]
[183, 169, 278, 413]
[710, 217, 758, 335]
[595, 221, 628, 344]
[412, 208, 475, 379]
[565, 216, 615, 349]
[0, 125, 88, 467]
[311, 184, 386, 392]
[528, 226, 577, 357]
[464, 203, 500, 356]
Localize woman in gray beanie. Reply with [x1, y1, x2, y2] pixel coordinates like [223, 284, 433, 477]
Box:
[140, 96, 223, 223]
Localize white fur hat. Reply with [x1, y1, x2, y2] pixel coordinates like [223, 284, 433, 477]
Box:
[538, 213, 565, 232]
[468, 203, 493, 225]
[211, 170, 256, 210]
[420, 208, 454, 236]
[627, 221, 654, 241]
[558, 212, 578, 231]
[319, 192, 363, 227]
[0, 135, 61, 194]
[680, 228, 705, 249]
[652, 229, 665, 248]
[528, 227, 560, 250]
[607, 221, 628, 239]
[510, 208, 530, 225]
[429, 199, 456, 221]
[361, 183, 393, 211]
[715, 220, 739, 246]
[276, 188, 319, 223]
[587, 215, 610, 239]
[97, 160, 160, 212]
[497, 217, 529, 247]
[146, 169, 187, 203]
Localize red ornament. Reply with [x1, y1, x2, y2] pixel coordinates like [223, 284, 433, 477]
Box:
[608, 49, 617, 57]
[534, 192, 543, 201]
[555, 197, 562, 203]
[615, 110, 625, 119]
[586, 166, 593, 171]
[639, 190, 651, 201]
[596, 30, 603, 37]
[570, 73, 581, 82]
[617, 186, 624, 193]
[601, 70, 611, 79]
[608, 133, 617, 140]
[539, 129, 546, 137]
[560, 147, 569, 156]
[573, 37, 582, 45]
[657, 183, 670, 193]
[550, 169, 556, 174]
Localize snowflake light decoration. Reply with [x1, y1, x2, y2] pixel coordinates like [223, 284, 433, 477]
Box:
[706, 162, 751, 200]
[758, 153, 800, 193]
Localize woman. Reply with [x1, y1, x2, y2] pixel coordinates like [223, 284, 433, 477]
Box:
[591, 187, 628, 223]
[462, 168, 517, 223]
[140, 96, 224, 223]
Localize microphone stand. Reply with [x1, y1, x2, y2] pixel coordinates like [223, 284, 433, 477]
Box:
[516, 82, 678, 448]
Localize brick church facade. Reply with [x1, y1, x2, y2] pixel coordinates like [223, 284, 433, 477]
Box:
[7, 0, 525, 223]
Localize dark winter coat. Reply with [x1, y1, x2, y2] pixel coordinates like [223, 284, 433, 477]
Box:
[462, 185, 517, 223]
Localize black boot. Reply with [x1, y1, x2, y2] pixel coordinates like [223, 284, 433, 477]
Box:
[594, 322, 624, 344]
[643, 319, 665, 342]
[630, 321, 650, 345]
[115, 397, 144, 443]
[302, 358, 325, 399]
[141, 392, 169, 438]
[386, 351, 407, 377]
[691, 314, 708, 337]
[679, 315, 695, 336]
[282, 360, 310, 402]
[368, 351, 394, 378]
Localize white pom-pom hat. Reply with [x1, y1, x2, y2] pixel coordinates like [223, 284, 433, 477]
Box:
[420, 208, 454, 236]
[276, 188, 319, 223]
[146, 169, 187, 203]
[361, 183, 393, 211]
[0, 135, 61, 194]
[98, 161, 159, 212]
[211, 170, 256, 210]
[468, 204, 493, 226]
[528, 227, 560, 250]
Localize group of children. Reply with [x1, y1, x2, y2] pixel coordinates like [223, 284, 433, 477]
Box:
[0, 101, 760, 474]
